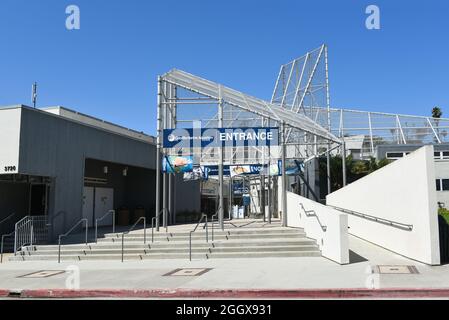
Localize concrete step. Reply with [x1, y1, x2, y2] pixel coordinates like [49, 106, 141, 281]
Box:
[103, 228, 304, 238]
[208, 245, 319, 253]
[26, 242, 212, 251]
[10, 250, 321, 261]
[207, 251, 322, 259]
[18, 247, 212, 256]
[24, 239, 316, 252]
[9, 253, 208, 261]
[10, 223, 322, 262]
[97, 233, 307, 243]
[20, 244, 318, 256]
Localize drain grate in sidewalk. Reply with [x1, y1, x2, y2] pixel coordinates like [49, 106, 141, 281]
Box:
[374, 265, 419, 274]
[17, 270, 66, 278]
[163, 268, 212, 277]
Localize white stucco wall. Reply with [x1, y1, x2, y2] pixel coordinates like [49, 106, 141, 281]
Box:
[286, 192, 349, 264]
[326, 145, 440, 265]
[0, 107, 21, 174]
[435, 160, 449, 207]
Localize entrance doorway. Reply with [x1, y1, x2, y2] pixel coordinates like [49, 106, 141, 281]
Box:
[29, 184, 49, 216]
[82, 186, 114, 226]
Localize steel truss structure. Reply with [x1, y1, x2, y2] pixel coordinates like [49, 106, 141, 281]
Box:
[270, 44, 449, 158]
[303, 106, 449, 158]
[156, 45, 345, 229]
[155, 44, 446, 230]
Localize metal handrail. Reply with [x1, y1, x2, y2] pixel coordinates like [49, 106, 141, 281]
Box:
[189, 214, 208, 261]
[211, 212, 218, 242]
[47, 211, 67, 242]
[121, 217, 146, 262]
[329, 205, 413, 231]
[47, 210, 66, 227]
[299, 203, 327, 232]
[1, 230, 15, 263]
[210, 206, 223, 241]
[0, 212, 15, 227]
[14, 216, 45, 254]
[58, 218, 88, 263]
[95, 210, 116, 243]
[14, 215, 29, 253]
[151, 209, 168, 243]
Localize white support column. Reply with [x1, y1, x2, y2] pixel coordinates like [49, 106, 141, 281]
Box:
[324, 45, 332, 196]
[281, 121, 287, 227]
[155, 76, 163, 231]
[168, 83, 175, 226]
[162, 81, 168, 229]
[368, 112, 375, 154]
[218, 98, 225, 230]
[342, 141, 347, 187]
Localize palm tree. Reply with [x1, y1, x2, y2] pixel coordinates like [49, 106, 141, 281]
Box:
[432, 106, 443, 119]
[432, 106, 443, 142]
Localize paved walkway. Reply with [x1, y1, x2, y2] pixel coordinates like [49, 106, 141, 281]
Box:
[1, 233, 449, 298]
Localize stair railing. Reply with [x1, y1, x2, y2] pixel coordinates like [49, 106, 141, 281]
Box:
[211, 207, 221, 242]
[0, 213, 16, 231]
[299, 203, 327, 232]
[14, 216, 47, 254]
[189, 214, 208, 261]
[58, 218, 88, 263]
[1, 230, 15, 263]
[151, 209, 168, 243]
[95, 210, 116, 243]
[121, 217, 146, 262]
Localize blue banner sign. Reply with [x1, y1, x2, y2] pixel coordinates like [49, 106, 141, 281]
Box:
[201, 160, 282, 179]
[162, 127, 279, 149]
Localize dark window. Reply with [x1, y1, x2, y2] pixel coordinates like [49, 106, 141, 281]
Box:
[437, 179, 441, 191]
[443, 151, 449, 158]
[434, 152, 441, 159]
[386, 152, 404, 159]
[442, 179, 449, 191]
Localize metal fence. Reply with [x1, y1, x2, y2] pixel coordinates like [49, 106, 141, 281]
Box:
[14, 216, 48, 253]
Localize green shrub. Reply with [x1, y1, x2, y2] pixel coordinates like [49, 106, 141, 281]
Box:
[439, 207, 449, 224]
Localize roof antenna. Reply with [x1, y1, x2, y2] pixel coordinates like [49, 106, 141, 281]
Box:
[31, 82, 37, 108]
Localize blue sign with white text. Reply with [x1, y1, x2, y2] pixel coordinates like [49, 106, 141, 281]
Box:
[162, 127, 279, 149]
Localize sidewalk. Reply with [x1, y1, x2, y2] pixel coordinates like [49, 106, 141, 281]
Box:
[1, 235, 449, 298]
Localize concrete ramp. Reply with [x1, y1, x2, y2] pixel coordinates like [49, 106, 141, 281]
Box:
[326, 145, 440, 265]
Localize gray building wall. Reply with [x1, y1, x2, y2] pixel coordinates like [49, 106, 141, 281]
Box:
[15, 106, 157, 235]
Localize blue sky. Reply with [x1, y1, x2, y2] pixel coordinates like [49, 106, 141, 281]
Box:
[0, 0, 448, 135]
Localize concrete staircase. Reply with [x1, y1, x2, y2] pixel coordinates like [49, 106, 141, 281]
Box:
[9, 222, 321, 261]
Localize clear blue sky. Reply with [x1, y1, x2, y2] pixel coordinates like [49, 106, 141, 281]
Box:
[0, 0, 448, 135]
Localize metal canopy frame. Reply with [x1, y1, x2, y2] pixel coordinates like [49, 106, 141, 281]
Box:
[155, 45, 345, 231]
[162, 69, 341, 144]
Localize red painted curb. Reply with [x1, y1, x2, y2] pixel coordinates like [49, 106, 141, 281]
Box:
[0, 290, 10, 298]
[4, 288, 449, 299]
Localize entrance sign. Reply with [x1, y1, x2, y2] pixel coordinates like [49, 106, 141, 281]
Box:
[163, 127, 279, 149]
